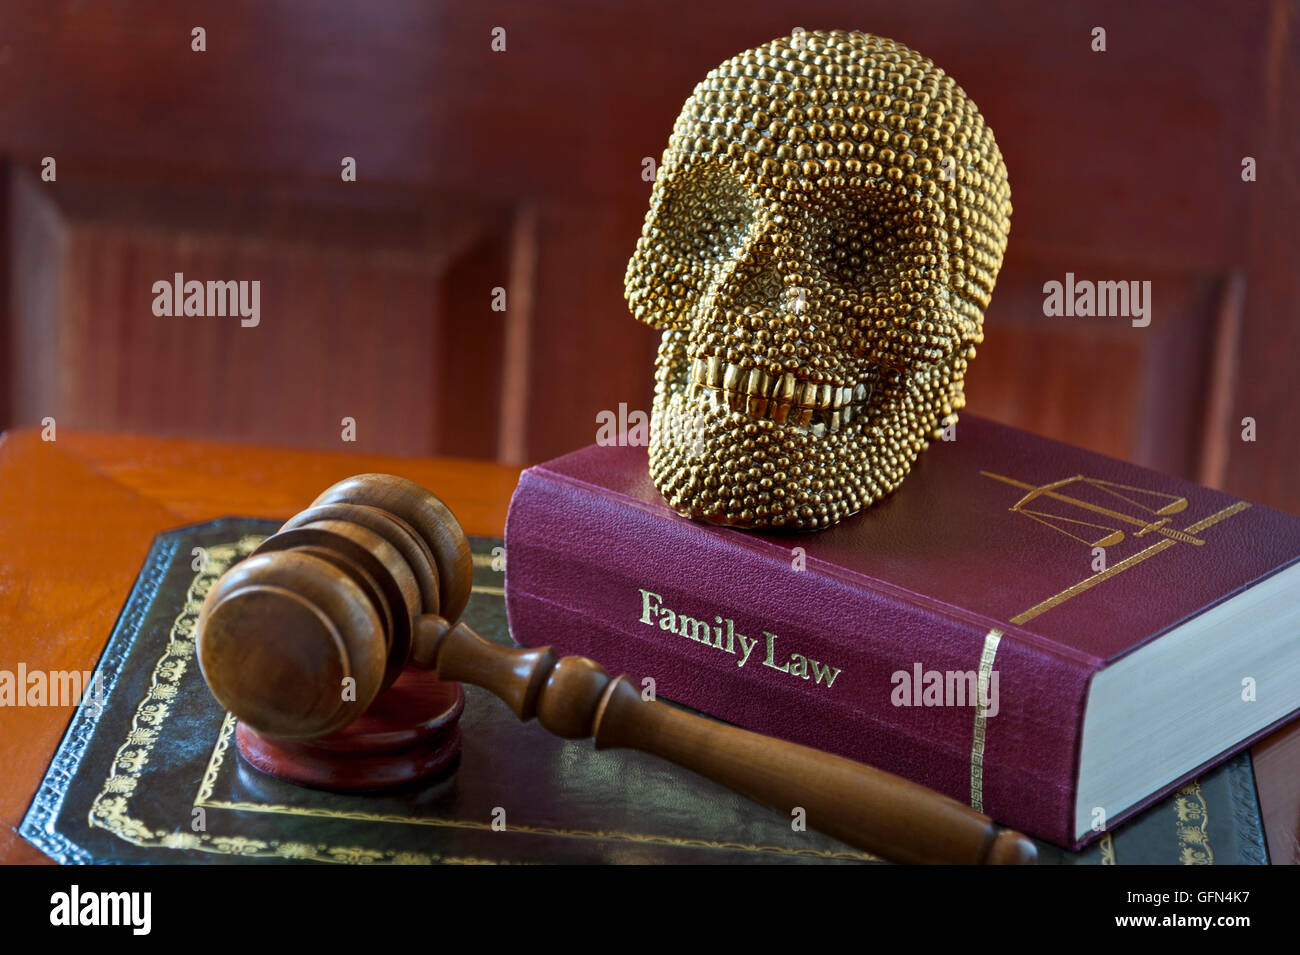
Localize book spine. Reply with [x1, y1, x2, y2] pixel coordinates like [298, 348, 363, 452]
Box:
[503, 467, 1094, 846]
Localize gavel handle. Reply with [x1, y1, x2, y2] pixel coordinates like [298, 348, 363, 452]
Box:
[413, 616, 1037, 865]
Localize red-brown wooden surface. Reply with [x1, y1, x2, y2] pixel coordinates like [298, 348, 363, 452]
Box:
[0, 428, 519, 864]
[0, 2, 1296, 513]
[0, 429, 1296, 865]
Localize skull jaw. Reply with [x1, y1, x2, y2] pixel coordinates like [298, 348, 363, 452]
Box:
[648, 372, 887, 533]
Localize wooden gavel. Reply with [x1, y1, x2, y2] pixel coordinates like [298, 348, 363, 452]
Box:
[195, 473, 1037, 865]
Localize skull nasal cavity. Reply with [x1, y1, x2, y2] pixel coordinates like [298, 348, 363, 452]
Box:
[712, 233, 789, 312]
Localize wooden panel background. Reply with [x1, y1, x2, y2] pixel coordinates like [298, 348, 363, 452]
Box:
[0, 0, 1296, 514]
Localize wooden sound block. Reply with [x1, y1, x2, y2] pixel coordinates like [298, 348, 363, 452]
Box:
[234, 668, 465, 792]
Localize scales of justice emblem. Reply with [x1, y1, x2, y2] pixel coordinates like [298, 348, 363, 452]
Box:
[978, 470, 1250, 625]
[981, 472, 1207, 549]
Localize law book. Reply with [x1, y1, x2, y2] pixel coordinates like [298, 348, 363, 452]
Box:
[502, 414, 1300, 848]
[23, 519, 1269, 865]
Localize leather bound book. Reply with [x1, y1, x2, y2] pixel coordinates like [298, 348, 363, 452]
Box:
[23, 520, 1269, 865]
[503, 414, 1300, 848]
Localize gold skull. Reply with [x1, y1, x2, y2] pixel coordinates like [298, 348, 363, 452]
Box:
[626, 29, 1011, 530]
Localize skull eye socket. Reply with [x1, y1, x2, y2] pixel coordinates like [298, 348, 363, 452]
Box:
[803, 187, 929, 294]
[653, 162, 758, 277]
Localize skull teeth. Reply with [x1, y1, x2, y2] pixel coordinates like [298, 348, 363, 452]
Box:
[686, 357, 873, 435]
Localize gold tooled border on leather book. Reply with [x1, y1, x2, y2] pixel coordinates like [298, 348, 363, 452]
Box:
[20, 519, 1267, 865]
[20, 520, 871, 864]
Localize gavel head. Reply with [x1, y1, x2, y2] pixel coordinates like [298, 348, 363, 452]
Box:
[196, 474, 473, 740]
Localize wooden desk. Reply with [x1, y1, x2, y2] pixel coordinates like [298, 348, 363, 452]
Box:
[2, 428, 1295, 865]
[0, 429, 521, 864]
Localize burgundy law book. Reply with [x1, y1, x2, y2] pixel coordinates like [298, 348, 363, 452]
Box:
[502, 415, 1300, 847]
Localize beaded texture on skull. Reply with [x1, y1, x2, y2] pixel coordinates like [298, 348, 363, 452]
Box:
[625, 29, 1011, 530]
